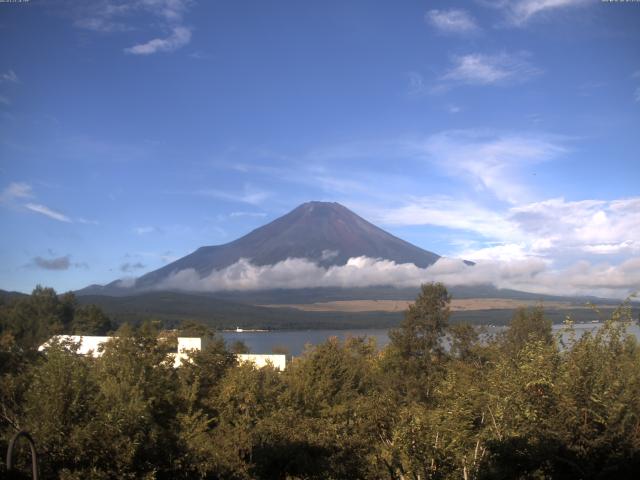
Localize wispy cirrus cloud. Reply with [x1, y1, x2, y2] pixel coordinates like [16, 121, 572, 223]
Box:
[426, 9, 480, 34]
[497, 0, 593, 26]
[229, 211, 268, 218]
[77, 217, 100, 225]
[407, 71, 427, 96]
[0, 69, 19, 106]
[405, 129, 567, 203]
[196, 184, 271, 206]
[0, 70, 19, 84]
[374, 196, 520, 241]
[439, 51, 542, 89]
[25, 203, 72, 223]
[69, 0, 194, 55]
[0, 182, 33, 203]
[133, 226, 159, 235]
[633, 71, 640, 103]
[125, 26, 192, 55]
[1, 182, 77, 223]
[207, 129, 567, 207]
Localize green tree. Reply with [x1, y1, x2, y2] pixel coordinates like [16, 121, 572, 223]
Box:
[551, 317, 640, 478]
[0, 286, 65, 349]
[502, 306, 553, 357]
[21, 339, 100, 477]
[86, 323, 181, 478]
[384, 282, 451, 402]
[71, 304, 113, 335]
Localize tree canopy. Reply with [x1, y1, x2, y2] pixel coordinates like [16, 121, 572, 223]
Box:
[1, 284, 639, 479]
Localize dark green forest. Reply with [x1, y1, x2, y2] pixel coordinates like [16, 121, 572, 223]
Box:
[1, 284, 640, 479]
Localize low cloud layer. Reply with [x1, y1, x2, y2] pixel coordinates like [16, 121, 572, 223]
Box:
[150, 255, 640, 300]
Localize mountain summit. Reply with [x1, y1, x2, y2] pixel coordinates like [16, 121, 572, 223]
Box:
[80, 202, 441, 294]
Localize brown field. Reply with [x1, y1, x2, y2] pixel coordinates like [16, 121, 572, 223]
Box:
[260, 298, 611, 313]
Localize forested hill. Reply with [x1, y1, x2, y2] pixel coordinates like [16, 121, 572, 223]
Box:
[1, 287, 635, 337]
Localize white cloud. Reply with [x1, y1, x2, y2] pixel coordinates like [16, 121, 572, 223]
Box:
[71, 0, 193, 54]
[134, 226, 157, 235]
[25, 203, 72, 223]
[0, 70, 18, 84]
[151, 255, 639, 299]
[455, 243, 535, 262]
[407, 72, 426, 96]
[72, 1, 134, 32]
[229, 211, 268, 218]
[582, 241, 638, 255]
[77, 217, 100, 225]
[407, 130, 567, 203]
[116, 277, 137, 288]
[426, 9, 480, 34]
[124, 26, 192, 55]
[509, 197, 640, 255]
[375, 195, 640, 273]
[504, 0, 592, 26]
[155, 256, 445, 292]
[75, 0, 192, 28]
[0, 182, 33, 203]
[440, 52, 541, 87]
[376, 196, 519, 241]
[197, 185, 271, 206]
[1, 182, 91, 224]
[634, 86, 640, 103]
[321, 250, 339, 261]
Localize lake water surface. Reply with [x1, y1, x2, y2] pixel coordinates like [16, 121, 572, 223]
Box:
[221, 323, 640, 356]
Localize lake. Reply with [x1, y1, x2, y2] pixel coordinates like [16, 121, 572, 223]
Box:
[221, 323, 640, 356]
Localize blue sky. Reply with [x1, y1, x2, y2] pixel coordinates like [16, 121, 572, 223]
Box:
[1, 0, 639, 297]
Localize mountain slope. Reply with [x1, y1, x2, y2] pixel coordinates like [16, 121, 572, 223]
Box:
[80, 201, 441, 295]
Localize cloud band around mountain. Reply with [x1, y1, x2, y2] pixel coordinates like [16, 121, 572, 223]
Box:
[137, 255, 639, 300]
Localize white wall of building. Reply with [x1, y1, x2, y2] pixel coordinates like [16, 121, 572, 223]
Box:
[38, 335, 111, 357]
[39, 335, 288, 370]
[238, 354, 287, 371]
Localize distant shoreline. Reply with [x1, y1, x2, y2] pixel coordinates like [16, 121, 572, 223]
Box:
[222, 328, 270, 333]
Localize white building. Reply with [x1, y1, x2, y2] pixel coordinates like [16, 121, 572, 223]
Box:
[39, 335, 204, 368]
[38, 335, 287, 369]
[237, 353, 287, 371]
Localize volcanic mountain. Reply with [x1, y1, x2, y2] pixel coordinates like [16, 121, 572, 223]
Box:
[79, 201, 441, 295]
